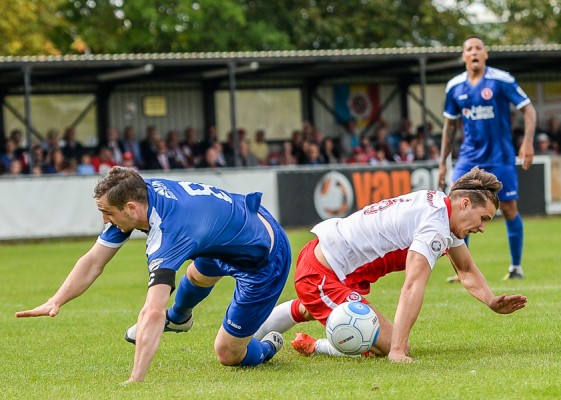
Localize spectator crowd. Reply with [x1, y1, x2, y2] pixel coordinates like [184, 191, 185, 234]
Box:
[1, 115, 560, 177]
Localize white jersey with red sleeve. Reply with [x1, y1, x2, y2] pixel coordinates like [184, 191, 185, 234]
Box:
[311, 190, 464, 283]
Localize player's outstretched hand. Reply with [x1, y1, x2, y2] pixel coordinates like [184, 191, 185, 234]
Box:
[488, 294, 527, 314]
[388, 351, 412, 364]
[15, 300, 60, 318]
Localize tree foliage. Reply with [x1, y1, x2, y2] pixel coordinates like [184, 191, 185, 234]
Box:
[0, 0, 64, 55]
[1, 1, 559, 56]
[484, 0, 561, 44]
[52, 0, 478, 54]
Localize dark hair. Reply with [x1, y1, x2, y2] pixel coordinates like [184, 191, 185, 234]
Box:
[93, 166, 147, 209]
[463, 35, 485, 47]
[449, 167, 502, 209]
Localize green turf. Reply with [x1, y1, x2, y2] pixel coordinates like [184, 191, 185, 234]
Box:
[1, 217, 560, 399]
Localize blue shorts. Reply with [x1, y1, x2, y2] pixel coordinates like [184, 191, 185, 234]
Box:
[193, 209, 291, 338]
[453, 163, 519, 201]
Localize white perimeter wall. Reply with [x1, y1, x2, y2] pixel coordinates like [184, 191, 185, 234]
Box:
[0, 169, 278, 241]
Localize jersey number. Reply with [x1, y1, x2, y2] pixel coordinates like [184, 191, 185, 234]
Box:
[179, 182, 233, 203]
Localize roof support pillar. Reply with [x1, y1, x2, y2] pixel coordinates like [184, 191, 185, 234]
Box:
[22, 63, 33, 173]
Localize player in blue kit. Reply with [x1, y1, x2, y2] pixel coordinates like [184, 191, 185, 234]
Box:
[15, 166, 290, 383]
[438, 35, 536, 281]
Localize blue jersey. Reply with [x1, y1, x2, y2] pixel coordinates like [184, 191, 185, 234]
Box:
[443, 66, 531, 166]
[97, 179, 272, 272]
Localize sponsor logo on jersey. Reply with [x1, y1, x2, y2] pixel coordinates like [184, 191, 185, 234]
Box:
[459, 94, 468, 100]
[346, 292, 363, 302]
[148, 258, 164, 272]
[481, 87, 493, 100]
[426, 190, 437, 208]
[462, 105, 494, 120]
[227, 319, 241, 330]
[152, 181, 178, 200]
[314, 171, 354, 220]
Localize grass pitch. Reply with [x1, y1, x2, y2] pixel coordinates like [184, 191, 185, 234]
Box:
[1, 217, 560, 399]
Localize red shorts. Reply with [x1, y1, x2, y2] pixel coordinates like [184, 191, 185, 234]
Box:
[294, 238, 370, 326]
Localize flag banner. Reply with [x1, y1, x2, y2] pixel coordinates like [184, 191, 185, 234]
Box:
[334, 84, 380, 128]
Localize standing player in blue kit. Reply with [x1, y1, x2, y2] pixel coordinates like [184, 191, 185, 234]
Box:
[438, 35, 536, 281]
[16, 166, 290, 383]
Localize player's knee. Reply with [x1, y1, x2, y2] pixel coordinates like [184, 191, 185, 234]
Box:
[214, 343, 244, 366]
[298, 303, 315, 321]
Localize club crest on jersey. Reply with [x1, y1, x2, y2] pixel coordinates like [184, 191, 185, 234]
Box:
[481, 87, 493, 100]
[346, 292, 363, 302]
[152, 181, 178, 200]
[430, 233, 446, 255]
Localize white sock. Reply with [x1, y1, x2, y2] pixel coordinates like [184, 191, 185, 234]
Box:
[315, 338, 359, 357]
[509, 265, 523, 273]
[253, 300, 297, 340]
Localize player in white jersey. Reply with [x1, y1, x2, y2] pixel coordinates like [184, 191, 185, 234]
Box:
[438, 35, 536, 281]
[255, 167, 527, 363]
[15, 167, 290, 383]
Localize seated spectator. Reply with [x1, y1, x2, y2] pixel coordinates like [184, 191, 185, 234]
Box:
[59, 158, 78, 175]
[91, 146, 116, 175]
[226, 140, 259, 167]
[391, 117, 414, 150]
[121, 151, 139, 170]
[8, 159, 24, 176]
[372, 124, 395, 159]
[290, 130, 306, 164]
[544, 116, 561, 154]
[45, 148, 66, 174]
[321, 137, 340, 164]
[413, 141, 428, 161]
[535, 133, 557, 156]
[338, 119, 360, 163]
[1, 138, 20, 174]
[350, 135, 375, 165]
[166, 130, 188, 169]
[196, 145, 224, 169]
[99, 127, 124, 165]
[181, 126, 202, 167]
[302, 142, 323, 166]
[9, 128, 27, 161]
[370, 143, 391, 166]
[393, 139, 415, 163]
[428, 143, 440, 161]
[153, 139, 173, 171]
[122, 126, 144, 168]
[61, 127, 85, 163]
[30, 145, 51, 175]
[42, 129, 62, 154]
[140, 125, 161, 170]
[277, 141, 298, 166]
[250, 129, 270, 166]
[77, 152, 96, 175]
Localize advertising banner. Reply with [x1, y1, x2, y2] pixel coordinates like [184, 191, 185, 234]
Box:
[277, 161, 547, 228]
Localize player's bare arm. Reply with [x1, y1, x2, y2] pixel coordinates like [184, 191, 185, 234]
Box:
[438, 118, 458, 189]
[447, 245, 527, 313]
[127, 283, 172, 383]
[389, 250, 431, 363]
[519, 103, 537, 170]
[15, 243, 119, 318]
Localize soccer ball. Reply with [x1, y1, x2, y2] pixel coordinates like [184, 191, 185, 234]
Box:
[326, 302, 380, 355]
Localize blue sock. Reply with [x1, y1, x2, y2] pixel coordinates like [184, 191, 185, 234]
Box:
[239, 337, 275, 367]
[167, 275, 214, 324]
[506, 214, 523, 266]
